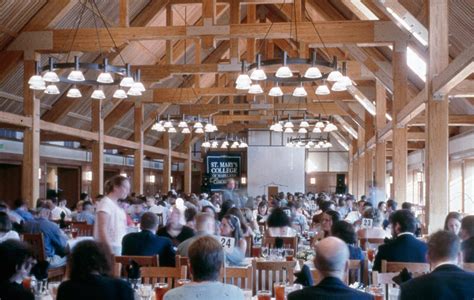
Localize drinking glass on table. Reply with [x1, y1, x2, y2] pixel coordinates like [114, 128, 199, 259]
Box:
[367, 243, 377, 263]
[138, 284, 152, 300]
[71, 228, 79, 239]
[261, 246, 269, 260]
[274, 282, 286, 300]
[154, 282, 169, 300]
[177, 278, 191, 287]
[242, 289, 252, 300]
[366, 285, 384, 300]
[285, 248, 295, 261]
[48, 281, 61, 299]
[257, 290, 271, 300]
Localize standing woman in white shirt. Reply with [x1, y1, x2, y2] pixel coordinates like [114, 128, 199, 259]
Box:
[94, 175, 130, 255]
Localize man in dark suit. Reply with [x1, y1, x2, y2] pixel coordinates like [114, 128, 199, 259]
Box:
[400, 230, 474, 300]
[288, 237, 374, 300]
[373, 209, 427, 271]
[122, 212, 175, 266]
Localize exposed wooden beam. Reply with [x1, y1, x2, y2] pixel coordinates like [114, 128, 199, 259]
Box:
[334, 100, 365, 129]
[432, 44, 474, 98]
[13, 21, 406, 53]
[410, 115, 474, 127]
[396, 88, 427, 128]
[103, 102, 134, 134]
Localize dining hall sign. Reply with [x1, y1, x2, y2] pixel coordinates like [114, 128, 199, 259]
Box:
[206, 154, 241, 190]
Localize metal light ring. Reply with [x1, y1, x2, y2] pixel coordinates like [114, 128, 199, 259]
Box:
[247, 57, 333, 70]
[41, 62, 127, 74]
[58, 76, 122, 86]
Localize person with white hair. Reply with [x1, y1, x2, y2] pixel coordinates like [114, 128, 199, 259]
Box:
[288, 237, 373, 300]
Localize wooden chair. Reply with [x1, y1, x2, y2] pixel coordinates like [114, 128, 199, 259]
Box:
[114, 255, 159, 277]
[70, 222, 93, 237]
[244, 235, 253, 257]
[219, 265, 253, 290]
[358, 238, 385, 251]
[263, 236, 298, 253]
[21, 233, 67, 281]
[344, 259, 363, 285]
[113, 262, 122, 278]
[381, 260, 430, 273]
[140, 266, 188, 288]
[252, 259, 296, 295]
[462, 263, 474, 272]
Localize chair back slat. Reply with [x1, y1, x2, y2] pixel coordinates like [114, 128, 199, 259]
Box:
[262, 236, 298, 253]
[381, 260, 430, 273]
[22, 233, 47, 261]
[345, 259, 363, 284]
[140, 266, 187, 288]
[114, 255, 159, 277]
[71, 223, 93, 237]
[252, 259, 295, 295]
[244, 235, 252, 257]
[219, 266, 253, 290]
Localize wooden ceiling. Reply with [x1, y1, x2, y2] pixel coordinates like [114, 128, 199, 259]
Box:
[0, 0, 473, 153]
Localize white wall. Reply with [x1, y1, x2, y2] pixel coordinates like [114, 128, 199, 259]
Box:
[247, 146, 305, 196]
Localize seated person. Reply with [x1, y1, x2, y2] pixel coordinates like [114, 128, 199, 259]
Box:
[13, 198, 34, 222]
[184, 207, 197, 230]
[288, 237, 373, 300]
[288, 202, 309, 232]
[317, 210, 341, 240]
[357, 208, 391, 239]
[462, 236, 474, 263]
[57, 240, 134, 300]
[220, 214, 247, 257]
[164, 236, 243, 300]
[460, 215, 474, 241]
[332, 221, 364, 261]
[122, 212, 175, 267]
[178, 213, 216, 257]
[373, 209, 427, 272]
[266, 207, 297, 237]
[227, 207, 253, 237]
[74, 201, 95, 225]
[256, 201, 269, 223]
[311, 200, 336, 230]
[23, 206, 68, 268]
[0, 212, 20, 243]
[0, 240, 36, 300]
[344, 200, 366, 224]
[400, 230, 474, 300]
[444, 212, 462, 235]
[157, 207, 194, 247]
[128, 198, 145, 223]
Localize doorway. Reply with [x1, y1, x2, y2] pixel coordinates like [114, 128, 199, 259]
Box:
[57, 167, 80, 209]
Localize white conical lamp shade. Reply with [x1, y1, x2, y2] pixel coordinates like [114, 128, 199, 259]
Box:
[28, 75, 44, 85]
[120, 76, 134, 87]
[312, 127, 322, 133]
[44, 84, 60, 95]
[127, 86, 142, 96]
[248, 83, 263, 94]
[325, 123, 338, 132]
[91, 89, 106, 99]
[268, 86, 283, 97]
[195, 127, 204, 134]
[30, 82, 46, 90]
[236, 74, 251, 86]
[43, 71, 60, 82]
[97, 72, 114, 84]
[67, 70, 85, 82]
[113, 89, 127, 99]
[299, 120, 309, 128]
[315, 84, 330, 95]
[292, 86, 307, 97]
[167, 127, 177, 133]
[284, 127, 293, 133]
[304, 66, 322, 79]
[194, 122, 203, 129]
[298, 128, 307, 133]
[275, 66, 293, 78]
[331, 80, 347, 92]
[283, 121, 294, 128]
[181, 127, 191, 134]
[178, 121, 188, 128]
[327, 70, 343, 82]
[131, 81, 146, 92]
[250, 69, 267, 81]
[67, 87, 82, 98]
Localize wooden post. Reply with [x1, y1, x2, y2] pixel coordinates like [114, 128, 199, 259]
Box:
[22, 58, 40, 208]
[166, 4, 173, 64]
[194, 39, 201, 87]
[392, 42, 408, 203]
[365, 111, 375, 197]
[91, 98, 104, 197]
[246, 4, 256, 62]
[133, 102, 144, 194]
[162, 132, 172, 193]
[426, 0, 449, 232]
[119, 0, 129, 27]
[202, 0, 216, 49]
[375, 80, 387, 203]
[357, 126, 366, 200]
[229, 0, 240, 63]
[183, 134, 192, 194]
[348, 144, 354, 194]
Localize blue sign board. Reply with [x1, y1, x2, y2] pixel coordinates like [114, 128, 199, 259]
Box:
[206, 154, 241, 190]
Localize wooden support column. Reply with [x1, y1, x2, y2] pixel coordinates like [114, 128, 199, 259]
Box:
[351, 139, 358, 196]
[91, 99, 104, 197]
[119, 0, 129, 27]
[183, 134, 192, 194]
[229, 0, 240, 63]
[392, 42, 408, 203]
[166, 4, 173, 64]
[375, 80, 387, 203]
[357, 126, 366, 200]
[202, 0, 216, 49]
[22, 58, 40, 208]
[162, 132, 172, 193]
[348, 144, 354, 194]
[365, 111, 375, 197]
[133, 102, 144, 194]
[194, 39, 201, 87]
[246, 4, 256, 62]
[294, 0, 308, 58]
[426, 0, 449, 232]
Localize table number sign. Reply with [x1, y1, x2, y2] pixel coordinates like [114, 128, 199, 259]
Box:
[361, 218, 373, 229]
[220, 236, 235, 254]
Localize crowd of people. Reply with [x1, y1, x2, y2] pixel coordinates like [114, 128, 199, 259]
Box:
[0, 174, 473, 299]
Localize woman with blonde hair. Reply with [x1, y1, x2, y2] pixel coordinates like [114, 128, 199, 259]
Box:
[94, 175, 130, 255]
